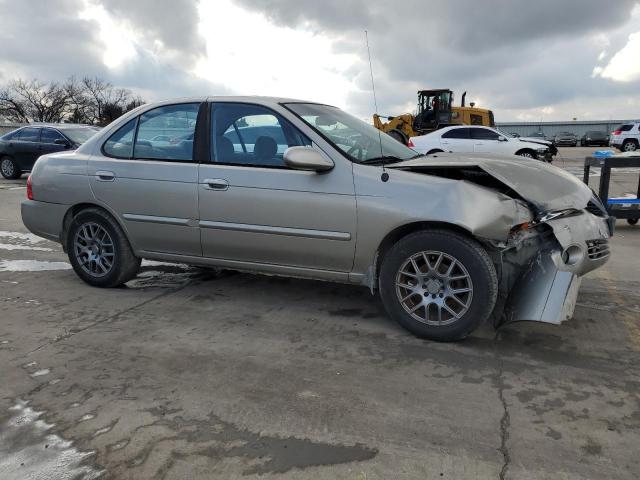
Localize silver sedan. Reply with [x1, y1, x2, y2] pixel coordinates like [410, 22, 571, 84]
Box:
[21, 97, 613, 341]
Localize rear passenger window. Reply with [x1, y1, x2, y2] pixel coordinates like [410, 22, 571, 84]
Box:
[471, 128, 500, 140]
[134, 103, 199, 161]
[442, 128, 470, 139]
[103, 119, 136, 158]
[211, 103, 311, 168]
[19, 127, 41, 142]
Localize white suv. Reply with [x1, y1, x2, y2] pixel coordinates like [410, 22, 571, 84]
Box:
[609, 122, 639, 152]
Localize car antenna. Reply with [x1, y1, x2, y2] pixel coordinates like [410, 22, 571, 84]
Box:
[365, 30, 389, 182]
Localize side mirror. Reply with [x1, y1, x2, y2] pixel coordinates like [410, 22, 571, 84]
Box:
[284, 147, 334, 172]
[498, 136, 508, 142]
[54, 138, 71, 147]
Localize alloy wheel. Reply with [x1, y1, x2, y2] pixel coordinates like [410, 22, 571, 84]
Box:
[395, 251, 473, 326]
[73, 222, 115, 277]
[1, 159, 15, 177]
[623, 142, 637, 152]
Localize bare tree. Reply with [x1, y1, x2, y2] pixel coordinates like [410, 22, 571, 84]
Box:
[0, 76, 144, 125]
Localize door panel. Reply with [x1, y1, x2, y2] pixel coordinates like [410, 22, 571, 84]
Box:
[13, 127, 41, 169]
[89, 103, 202, 256]
[439, 128, 471, 152]
[198, 161, 356, 271]
[89, 159, 201, 256]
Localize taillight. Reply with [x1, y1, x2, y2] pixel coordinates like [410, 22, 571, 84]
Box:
[26, 175, 33, 200]
[407, 139, 415, 148]
[612, 130, 621, 135]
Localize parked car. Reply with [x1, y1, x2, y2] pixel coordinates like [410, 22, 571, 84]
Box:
[0, 124, 100, 179]
[408, 125, 554, 161]
[22, 97, 612, 342]
[527, 131, 550, 141]
[580, 130, 609, 147]
[609, 122, 639, 152]
[553, 131, 578, 147]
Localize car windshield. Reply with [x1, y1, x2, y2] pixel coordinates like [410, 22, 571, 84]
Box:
[62, 127, 100, 144]
[285, 103, 419, 164]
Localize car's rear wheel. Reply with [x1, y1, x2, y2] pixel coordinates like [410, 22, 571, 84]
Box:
[66, 208, 140, 287]
[1, 157, 21, 179]
[387, 130, 407, 145]
[628, 218, 638, 226]
[379, 229, 498, 341]
[622, 140, 638, 152]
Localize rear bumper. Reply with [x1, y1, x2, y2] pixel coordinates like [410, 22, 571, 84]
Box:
[21, 199, 68, 244]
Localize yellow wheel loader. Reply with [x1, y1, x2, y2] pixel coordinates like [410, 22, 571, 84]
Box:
[373, 89, 495, 144]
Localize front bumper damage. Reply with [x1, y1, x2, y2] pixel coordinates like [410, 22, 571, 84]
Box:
[496, 210, 613, 326]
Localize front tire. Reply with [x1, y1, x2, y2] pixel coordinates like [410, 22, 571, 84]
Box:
[66, 208, 140, 287]
[516, 149, 535, 159]
[628, 218, 638, 226]
[1, 157, 21, 179]
[379, 229, 498, 341]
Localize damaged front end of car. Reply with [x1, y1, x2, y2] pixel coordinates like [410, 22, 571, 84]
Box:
[487, 199, 612, 326]
[389, 153, 614, 327]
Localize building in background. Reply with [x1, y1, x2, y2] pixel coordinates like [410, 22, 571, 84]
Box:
[496, 120, 636, 139]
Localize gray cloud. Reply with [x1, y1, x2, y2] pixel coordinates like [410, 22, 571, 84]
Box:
[1, 0, 640, 120]
[237, 0, 640, 118]
[98, 0, 206, 65]
[0, 0, 227, 102]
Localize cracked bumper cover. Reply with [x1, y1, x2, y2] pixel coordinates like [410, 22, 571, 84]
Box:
[502, 211, 612, 325]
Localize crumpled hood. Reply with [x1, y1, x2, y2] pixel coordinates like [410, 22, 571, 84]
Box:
[389, 152, 593, 212]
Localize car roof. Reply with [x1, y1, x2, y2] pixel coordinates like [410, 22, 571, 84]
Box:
[15, 124, 99, 130]
[138, 96, 333, 109]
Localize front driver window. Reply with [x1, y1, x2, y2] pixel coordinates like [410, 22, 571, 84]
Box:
[41, 129, 66, 144]
[211, 103, 310, 168]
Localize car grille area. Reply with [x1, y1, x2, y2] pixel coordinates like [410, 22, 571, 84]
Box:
[587, 239, 610, 260]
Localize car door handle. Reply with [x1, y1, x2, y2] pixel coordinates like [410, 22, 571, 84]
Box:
[203, 178, 229, 191]
[95, 170, 115, 182]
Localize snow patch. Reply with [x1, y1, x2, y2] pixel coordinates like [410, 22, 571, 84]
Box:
[0, 260, 71, 272]
[0, 400, 103, 480]
[0, 243, 53, 251]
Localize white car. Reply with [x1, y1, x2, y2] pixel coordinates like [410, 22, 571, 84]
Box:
[609, 122, 639, 152]
[409, 125, 553, 161]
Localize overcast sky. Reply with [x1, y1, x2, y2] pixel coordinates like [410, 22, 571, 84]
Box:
[1, 0, 640, 121]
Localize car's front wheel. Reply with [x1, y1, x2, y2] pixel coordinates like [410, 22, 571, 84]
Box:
[379, 229, 498, 341]
[515, 149, 536, 159]
[66, 208, 140, 287]
[1, 156, 21, 179]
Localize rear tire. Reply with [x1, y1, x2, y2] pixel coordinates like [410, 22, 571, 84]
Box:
[388, 130, 407, 145]
[628, 218, 638, 226]
[379, 229, 498, 341]
[1, 157, 21, 179]
[66, 208, 140, 287]
[622, 140, 638, 152]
